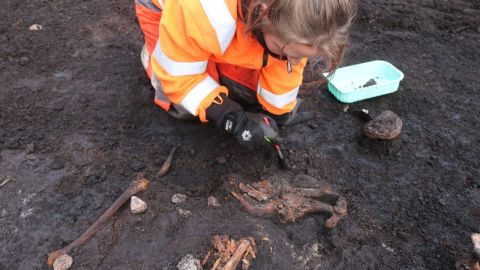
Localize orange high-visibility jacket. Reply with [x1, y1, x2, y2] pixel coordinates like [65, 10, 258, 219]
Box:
[137, 0, 307, 122]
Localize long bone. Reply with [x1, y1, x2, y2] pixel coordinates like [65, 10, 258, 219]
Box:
[47, 178, 149, 266]
[47, 146, 177, 267]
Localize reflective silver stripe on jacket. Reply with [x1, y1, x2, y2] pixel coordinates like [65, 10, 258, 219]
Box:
[140, 45, 149, 71]
[257, 82, 299, 109]
[199, 0, 236, 54]
[152, 41, 208, 77]
[181, 75, 219, 115]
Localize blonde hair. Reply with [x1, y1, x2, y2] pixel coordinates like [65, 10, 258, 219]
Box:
[242, 0, 357, 72]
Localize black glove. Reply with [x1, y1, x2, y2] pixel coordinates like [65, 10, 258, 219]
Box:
[269, 98, 315, 126]
[206, 93, 281, 148]
[206, 93, 243, 128]
[222, 111, 281, 148]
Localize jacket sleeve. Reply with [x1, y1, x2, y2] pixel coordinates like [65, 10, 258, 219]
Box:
[150, 0, 237, 122]
[257, 58, 307, 115]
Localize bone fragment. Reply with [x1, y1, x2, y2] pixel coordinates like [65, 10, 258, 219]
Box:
[231, 192, 277, 216]
[223, 239, 252, 270]
[172, 193, 187, 204]
[201, 250, 213, 266]
[239, 183, 270, 201]
[53, 254, 73, 270]
[208, 196, 221, 207]
[211, 258, 221, 270]
[157, 146, 178, 178]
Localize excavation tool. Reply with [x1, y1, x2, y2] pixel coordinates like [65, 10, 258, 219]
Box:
[263, 117, 290, 169]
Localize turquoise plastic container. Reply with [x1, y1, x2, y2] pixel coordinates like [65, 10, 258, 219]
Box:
[326, 60, 404, 103]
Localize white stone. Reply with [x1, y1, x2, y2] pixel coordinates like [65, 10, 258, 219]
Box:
[20, 208, 34, 218]
[178, 209, 192, 217]
[29, 24, 43, 31]
[176, 254, 202, 270]
[130, 196, 147, 214]
[53, 254, 73, 270]
[172, 193, 187, 204]
[207, 196, 221, 207]
[472, 233, 480, 257]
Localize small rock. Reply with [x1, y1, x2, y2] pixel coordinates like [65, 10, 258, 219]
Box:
[129, 159, 145, 172]
[216, 156, 227, 164]
[311, 242, 323, 253]
[29, 24, 43, 31]
[12, 19, 23, 28]
[437, 198, 447, 206]
[49, 156, 65, 170]
[25, 143, 34, 154]
[19, 56, 29, 66]
[176, 254, 202, 270]
[53, 254, 73, 270]
[362, 78, 377, 88]
[172, 193, 187, 204]
[308, 122, 318, 129]
[130, 196, 147, 214]
[178, 209, 192, 217]
[53, 71, 73, 82]
[25, 154, 38, 161]
[472, 233, 480, 258]
[363, 110, 403, 140]
[207, 196, 221, 207]
[20, 208, 34, 218]
[342, 105, 350, 112]
[189, 149, 195, 155]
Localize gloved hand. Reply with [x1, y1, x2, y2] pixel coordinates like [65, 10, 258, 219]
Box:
[206, 93, 281, 148]
[222, 111, 282, 148]
[269, 98, 315, 126]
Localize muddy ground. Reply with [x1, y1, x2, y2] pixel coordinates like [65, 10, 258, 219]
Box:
[1, 0, 479, 269]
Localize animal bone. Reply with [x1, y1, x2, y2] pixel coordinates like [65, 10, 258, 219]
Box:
[206, 235, 256, 270]
[53, 254, 73, 270]
[47, 177, 149, 266]
[223, 239, 252, 270]
[230, 177, 347, 228]
[157, 146, 178, 178]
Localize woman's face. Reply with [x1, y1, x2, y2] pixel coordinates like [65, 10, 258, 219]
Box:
[262, 31, 322, 66]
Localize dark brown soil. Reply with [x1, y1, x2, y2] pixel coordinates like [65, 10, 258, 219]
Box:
[1, 0, 479, 269]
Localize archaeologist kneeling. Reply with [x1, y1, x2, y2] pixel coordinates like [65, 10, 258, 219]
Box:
[135, 0, 357, 149]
